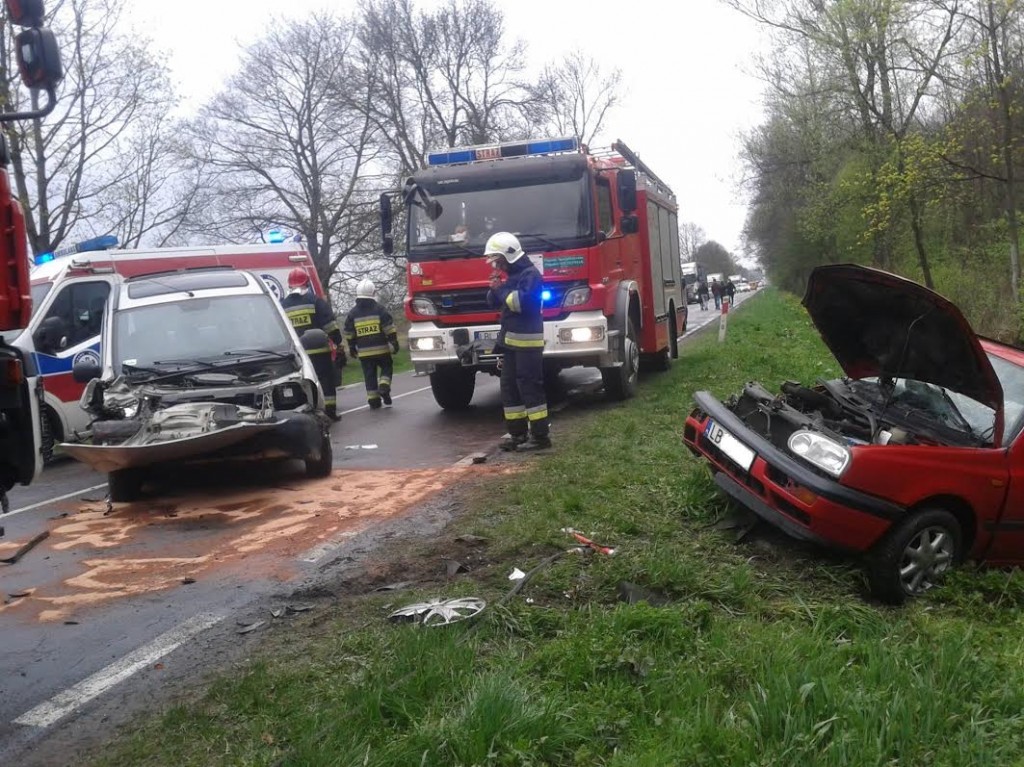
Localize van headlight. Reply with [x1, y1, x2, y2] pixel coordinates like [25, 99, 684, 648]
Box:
[787, 430, 851, 477]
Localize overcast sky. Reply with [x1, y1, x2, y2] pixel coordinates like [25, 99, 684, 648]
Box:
[125, 0, 767, 260]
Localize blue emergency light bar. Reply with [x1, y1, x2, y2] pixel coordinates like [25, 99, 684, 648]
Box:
[34, 234, 118, 266]
[427, 137, 579, 167]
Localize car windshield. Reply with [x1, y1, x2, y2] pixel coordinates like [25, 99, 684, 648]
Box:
[989, 352, 1024, 443]
[30, 282, 52, 319]
[113, 294, 293, 375]
[406, 176, 593, 261]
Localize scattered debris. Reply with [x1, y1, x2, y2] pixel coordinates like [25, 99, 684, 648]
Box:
[8, 590, 31, 599]
[48, 512, 69, 521]
[64, 620, 79, 625]
[236, 620, 266, 635]
[0, 530, 50, 565]
[285, 604, 314, 614]
[712, 508, 761, 543]
[388, 597, 486, 626]
[344, 444, 379, 450]
[271, 608, 285, 619]
[154, 662, 164, 670]
[372, 581, 416, 592]
[181, 577, 196, 585]
[444, 559, 468, 577]
[561, 527, 616, 555]
[81, 496, 104, 503]
[454, 534, 488, 545]
[525, 598, 535, 605]
[508, 567, 526, 581]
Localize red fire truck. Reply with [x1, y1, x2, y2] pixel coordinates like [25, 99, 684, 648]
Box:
[380, 137, 687, 410]
[0, 0, 64, 515]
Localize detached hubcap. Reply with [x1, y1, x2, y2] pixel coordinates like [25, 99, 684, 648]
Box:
[899, 526, 955, 595]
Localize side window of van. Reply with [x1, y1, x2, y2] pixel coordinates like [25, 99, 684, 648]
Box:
[43, 281, 111, 349]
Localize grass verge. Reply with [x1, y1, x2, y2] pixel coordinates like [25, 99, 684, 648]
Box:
[94, 289, 1024, 766]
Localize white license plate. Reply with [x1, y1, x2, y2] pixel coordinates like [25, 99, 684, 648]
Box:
[475, 330, 498, 341]
[705, 419, 755, 472]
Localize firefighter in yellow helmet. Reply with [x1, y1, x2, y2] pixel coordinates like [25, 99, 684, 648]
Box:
[281, 268, 345, 419]
[344, 278, 400, 409]
[485, 232, 550, 450]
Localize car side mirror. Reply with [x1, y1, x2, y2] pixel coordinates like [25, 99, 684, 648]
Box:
[72, 355, 101, 383]
[620, 215, 639, 235]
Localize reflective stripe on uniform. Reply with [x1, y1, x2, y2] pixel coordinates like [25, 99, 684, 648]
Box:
[379, 376, 392, 387]
[504, 405, 528, 420]
[504, 331, 544, 348]
[324, 395, 337, 406]
[306, 347, 331, 355]
[527, 405, 549, 421]
[505, 291, 521, 313]
[367, 391, 381, 401]
[357, 344, 391, 357]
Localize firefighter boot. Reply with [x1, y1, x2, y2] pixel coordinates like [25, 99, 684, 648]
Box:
[380, 383, 392, 407]
[519, 434, 552, 451]
[499, 433, 529, 452]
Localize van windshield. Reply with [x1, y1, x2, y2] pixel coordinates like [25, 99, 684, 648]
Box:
[113, 295, 293, 374]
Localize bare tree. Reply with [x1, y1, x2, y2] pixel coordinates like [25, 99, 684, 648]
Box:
[188, 14, 381, 289]
[0, 0, 174, 253]
[356, 0, 537, 175]
[532, 49, 622, 146]
[678, 221, 707, 263]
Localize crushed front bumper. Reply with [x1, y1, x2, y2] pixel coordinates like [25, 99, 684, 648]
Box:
[683, 391, 903, 552]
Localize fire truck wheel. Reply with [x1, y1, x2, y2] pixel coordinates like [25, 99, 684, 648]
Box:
[430, 367, 476, 410]
[108, 468, 145, 503]
[602, 319, 640, 401]
[40, 406, 61, 465]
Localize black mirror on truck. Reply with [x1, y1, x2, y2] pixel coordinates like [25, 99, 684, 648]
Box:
[72, 355, 101, 384]
[0, 0, 63, 124]
[617, 169, 637, 213]
[380, 193, 394, 255]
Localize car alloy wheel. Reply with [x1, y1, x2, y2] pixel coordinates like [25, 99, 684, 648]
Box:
[898, 525, 955, 596]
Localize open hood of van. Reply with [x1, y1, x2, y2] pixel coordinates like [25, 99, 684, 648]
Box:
[802, 264, 1003, 412]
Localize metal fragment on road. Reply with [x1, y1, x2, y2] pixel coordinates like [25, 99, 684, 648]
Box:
[508, 567, 526, 581]
[372, 580, 416, 592]
[444, 558, 468, 576]
[237, 620, 266, 634]
[286, 604, 313, 613]
[388, 597, 486, 626]
[0, 530, 50, 565]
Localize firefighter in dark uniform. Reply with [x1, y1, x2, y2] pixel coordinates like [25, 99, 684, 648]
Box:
[281, 267, 344, 419]
[485, 232, 551, 450]
[343, 278, 400, 409]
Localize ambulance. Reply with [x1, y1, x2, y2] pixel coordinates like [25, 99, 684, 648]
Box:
[16, 238, 326, 459]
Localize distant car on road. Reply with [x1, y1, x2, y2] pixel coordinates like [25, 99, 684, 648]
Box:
[62, 269, 333, 501]
[684, 264, 1024, 603]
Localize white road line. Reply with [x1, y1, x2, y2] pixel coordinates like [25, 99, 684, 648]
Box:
[340, 384, 432, 416]
[14, 612, 225, 729]
[7, 483, 108, 518]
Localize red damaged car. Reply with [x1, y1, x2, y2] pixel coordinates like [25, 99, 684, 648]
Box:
[683, 264, 1024, 603]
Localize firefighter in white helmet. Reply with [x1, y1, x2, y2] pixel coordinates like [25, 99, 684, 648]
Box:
[343, 278, 400, 408]
[485, 232, 550, 450]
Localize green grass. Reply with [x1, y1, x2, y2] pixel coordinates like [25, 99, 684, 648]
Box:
[94, 289, 1024, 767]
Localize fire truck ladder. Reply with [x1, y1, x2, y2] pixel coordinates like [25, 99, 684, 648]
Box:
[611, 140, 675, 200]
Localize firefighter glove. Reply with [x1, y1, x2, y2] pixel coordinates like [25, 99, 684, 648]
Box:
[390, 340, 400, 354]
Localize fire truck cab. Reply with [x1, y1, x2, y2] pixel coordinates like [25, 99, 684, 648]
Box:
[382, 137, 686, 410]
[15, 240, 324, 459]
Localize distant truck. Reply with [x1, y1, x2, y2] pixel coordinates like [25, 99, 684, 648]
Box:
[681, 262, 705, 304]
[706, 273, 724, 287]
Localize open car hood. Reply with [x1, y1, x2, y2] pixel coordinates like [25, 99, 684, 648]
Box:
[803, 264, 1003, 412]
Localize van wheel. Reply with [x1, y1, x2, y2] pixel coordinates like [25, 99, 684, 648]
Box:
[602, 319, 640, 400]
[430, 367, 476, 410]
[305, 432, 333, 478]
[866, 509, 962, 604]
[108, 468, 145, 503]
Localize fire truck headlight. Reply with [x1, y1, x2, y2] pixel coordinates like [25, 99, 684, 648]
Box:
[562, 286, 592, 308]
[412, 336, 443, 351]
[411, 297, 437, 317]
[558, 326, 605, 344]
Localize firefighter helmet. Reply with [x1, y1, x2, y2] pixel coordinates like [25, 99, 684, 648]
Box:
[484, 231, 524, 264]
[356, 278, 376, 298]
[288, 268, 310, 290]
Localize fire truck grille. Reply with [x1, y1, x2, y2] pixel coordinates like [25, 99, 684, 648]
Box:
[419, 282, 587, 316]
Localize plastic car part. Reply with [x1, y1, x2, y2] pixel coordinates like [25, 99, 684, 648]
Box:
[388, 597, 486, 626]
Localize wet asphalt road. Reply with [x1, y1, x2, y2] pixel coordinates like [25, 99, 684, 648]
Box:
[0, 291, 754, 760]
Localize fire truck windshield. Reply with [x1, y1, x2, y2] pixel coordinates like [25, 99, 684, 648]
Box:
[406, 175, 594, 261]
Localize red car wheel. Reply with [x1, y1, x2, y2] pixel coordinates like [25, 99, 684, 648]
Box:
[867, 509, 962, 605]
